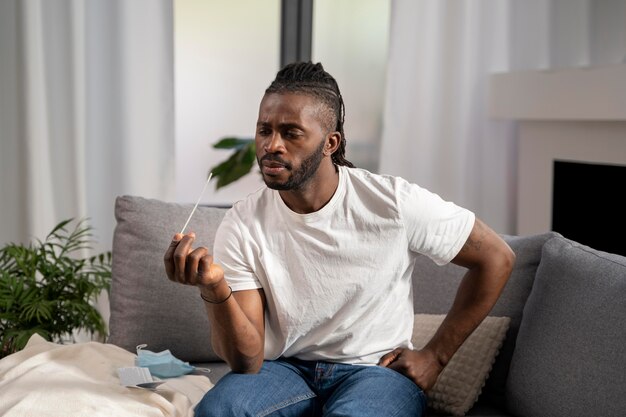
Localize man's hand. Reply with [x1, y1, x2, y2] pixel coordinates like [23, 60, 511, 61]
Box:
[163, 232, 224, 288]
[378, 347, 443, 391]
[164, 232, 266, 372]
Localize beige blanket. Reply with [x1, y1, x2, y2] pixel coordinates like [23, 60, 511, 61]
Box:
[0, 335, 214, 417]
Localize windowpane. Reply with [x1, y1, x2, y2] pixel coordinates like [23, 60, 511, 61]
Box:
[312, 0, 391, 172]
[175, 0, 280, 204]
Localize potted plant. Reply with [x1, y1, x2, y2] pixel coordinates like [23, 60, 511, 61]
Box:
[0, 218, 111, 358]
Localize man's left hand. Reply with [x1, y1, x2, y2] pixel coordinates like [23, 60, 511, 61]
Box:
[378, 347, 443, 391]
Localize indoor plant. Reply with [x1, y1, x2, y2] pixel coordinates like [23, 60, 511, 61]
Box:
[0, 218, 111, 357]
[210, 137, 256, 189]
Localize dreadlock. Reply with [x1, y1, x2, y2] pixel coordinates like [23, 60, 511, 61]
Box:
[265, 62, 355, 168]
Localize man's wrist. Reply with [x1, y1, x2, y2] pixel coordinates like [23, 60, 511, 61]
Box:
[199, 279, 231, 302]
[422, 344, 449, 368]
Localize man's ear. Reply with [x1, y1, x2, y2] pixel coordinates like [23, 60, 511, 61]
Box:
[325, 132, 341, 156]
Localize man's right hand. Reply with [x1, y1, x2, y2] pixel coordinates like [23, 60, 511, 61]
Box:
[163, 232, 224, 288]
[164, 232, 266, 373]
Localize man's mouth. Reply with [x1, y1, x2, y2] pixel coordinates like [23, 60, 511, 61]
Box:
[260, 156, 291, 175]
[263, 161, 285, 168]
[262, 162, 287, 175]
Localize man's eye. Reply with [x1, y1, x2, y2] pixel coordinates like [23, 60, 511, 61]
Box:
[284, 131, 300, 139]
[257, 128, 271, 136]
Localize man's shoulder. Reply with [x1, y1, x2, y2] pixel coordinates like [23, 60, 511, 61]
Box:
[342, 166, 412, 197]
[343, 165, 406, 183]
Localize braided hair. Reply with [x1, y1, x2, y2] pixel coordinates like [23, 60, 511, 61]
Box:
[265, 62, 355, 168]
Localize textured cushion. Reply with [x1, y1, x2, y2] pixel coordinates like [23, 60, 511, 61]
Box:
[412, 314, 510, 416]
[506, 235, 626, 417]
[107, 195, 228, 362]
[412, 232, 557, 407]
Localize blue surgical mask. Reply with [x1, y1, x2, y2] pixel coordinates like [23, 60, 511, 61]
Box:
[135, 344, 195, 378]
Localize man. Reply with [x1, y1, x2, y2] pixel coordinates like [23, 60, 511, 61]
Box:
[164, 62, 515, 416]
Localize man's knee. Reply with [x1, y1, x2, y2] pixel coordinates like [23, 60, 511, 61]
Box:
[194, 386, 245, 417]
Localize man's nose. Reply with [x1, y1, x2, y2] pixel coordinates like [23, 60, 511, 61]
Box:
[264, 133, 285, 153]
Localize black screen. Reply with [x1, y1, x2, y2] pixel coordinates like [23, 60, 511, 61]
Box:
[552, 160, 626, 256]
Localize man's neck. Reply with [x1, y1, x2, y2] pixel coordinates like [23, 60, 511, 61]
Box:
[278, 163, 340, 214]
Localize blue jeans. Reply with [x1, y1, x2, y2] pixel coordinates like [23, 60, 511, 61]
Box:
[195, 357, 427, 417]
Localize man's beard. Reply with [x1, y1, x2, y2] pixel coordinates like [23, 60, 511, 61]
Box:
[258, 139, 326, 191]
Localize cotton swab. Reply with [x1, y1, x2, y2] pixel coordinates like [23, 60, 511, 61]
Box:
[180, 173, 213, 234]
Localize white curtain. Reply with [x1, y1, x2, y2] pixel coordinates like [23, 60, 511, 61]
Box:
[0, 0, 175, 251]
[380, 0, 516, 234]
[379, 0, 625, 234]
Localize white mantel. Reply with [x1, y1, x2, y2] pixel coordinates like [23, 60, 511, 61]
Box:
[489, 64, 626, 235]
[490, 64, 626, 121]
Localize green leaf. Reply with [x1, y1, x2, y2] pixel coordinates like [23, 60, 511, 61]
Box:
[210, 141, 257, 189]
[46, 219, 73, 241]
[212, 137, 254, 150]
[209, 158, 231, 177]
[20, 299, 53, 323]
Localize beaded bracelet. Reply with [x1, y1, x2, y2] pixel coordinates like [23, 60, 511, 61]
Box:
[200, 286, 233, 304]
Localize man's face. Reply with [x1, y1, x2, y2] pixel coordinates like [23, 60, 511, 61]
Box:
[255, 93, 329, 191]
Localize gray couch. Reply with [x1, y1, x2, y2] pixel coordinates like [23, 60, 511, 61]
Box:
[107, 195, 626, 417]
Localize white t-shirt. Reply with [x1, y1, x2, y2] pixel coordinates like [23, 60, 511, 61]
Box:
[213, 166, 475, 365]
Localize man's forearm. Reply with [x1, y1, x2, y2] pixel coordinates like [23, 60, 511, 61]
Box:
[201, 281, 265, 373]
[425, 255, 514, 366]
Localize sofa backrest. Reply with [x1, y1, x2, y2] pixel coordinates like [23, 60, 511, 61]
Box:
[108, 195, 227, 362]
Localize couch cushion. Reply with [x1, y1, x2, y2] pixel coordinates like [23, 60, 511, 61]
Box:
[108, 195, 227, 362]
[412, 232, 557, 407]
[412, 314, 510, 416]
[506, 235, 626, 417]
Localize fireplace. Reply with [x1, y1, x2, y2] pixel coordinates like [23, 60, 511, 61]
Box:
[552, 160, 626, 256]
[489, 65, 626, 253]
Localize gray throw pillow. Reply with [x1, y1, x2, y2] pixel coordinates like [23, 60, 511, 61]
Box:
[107, 195, 228, 362]
[506, 235, 626, 417]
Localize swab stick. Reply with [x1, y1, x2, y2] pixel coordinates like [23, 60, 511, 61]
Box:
[180, 173, 213, 234]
